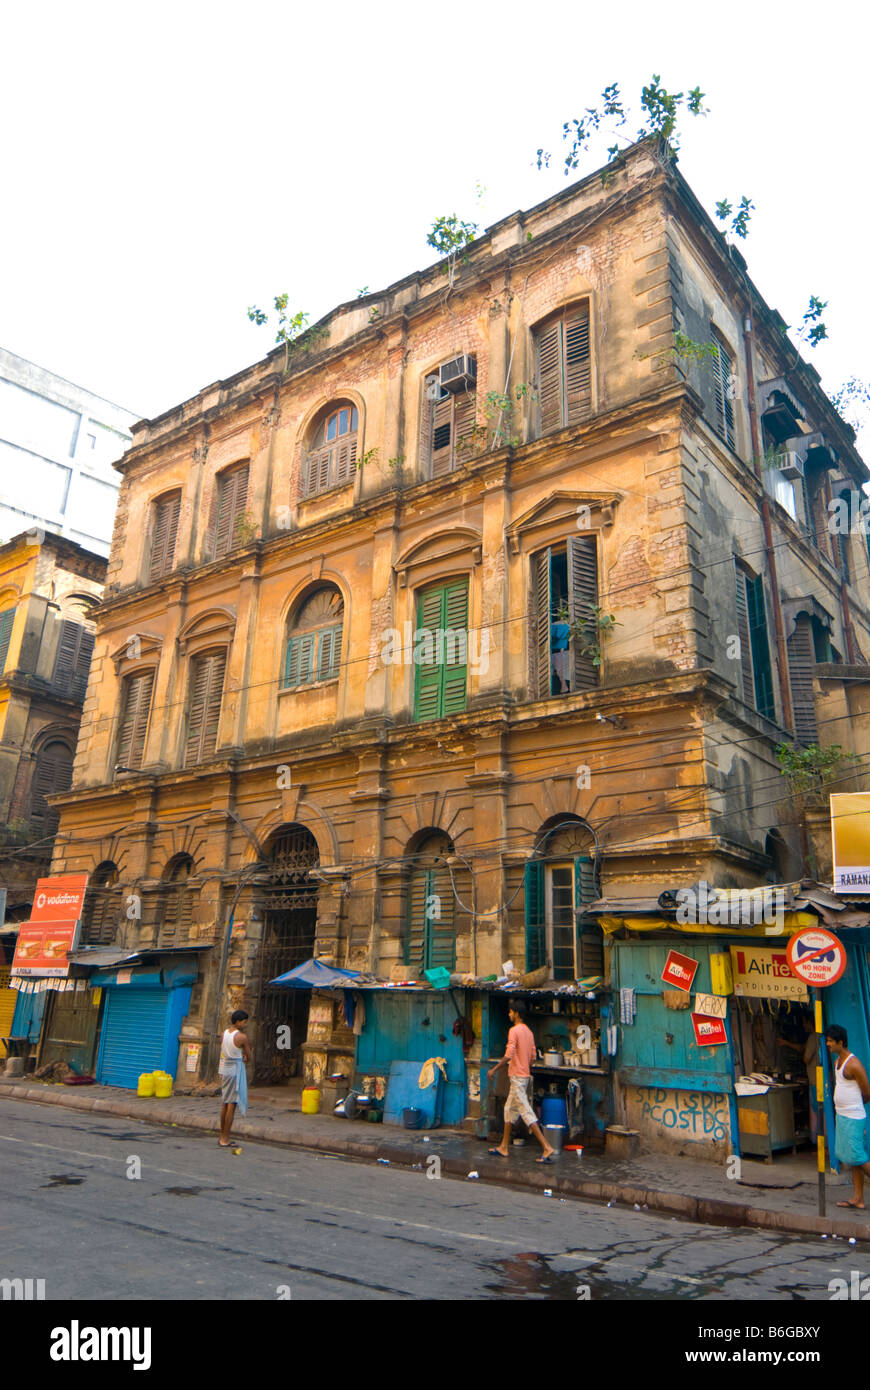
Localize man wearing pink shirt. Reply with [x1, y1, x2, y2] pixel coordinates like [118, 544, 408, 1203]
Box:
[487, 1002, 556, 1162]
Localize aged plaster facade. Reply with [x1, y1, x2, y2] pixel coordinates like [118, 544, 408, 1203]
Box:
[0, 532, 106, 927]
[49, 140, 870, 1089]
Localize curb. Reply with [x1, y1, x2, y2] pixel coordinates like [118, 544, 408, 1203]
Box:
[3, 1080, 867, 1242]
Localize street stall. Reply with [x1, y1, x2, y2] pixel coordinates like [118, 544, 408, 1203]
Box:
[479, 978, 612, 1148]
[590, 881, 869, 1162]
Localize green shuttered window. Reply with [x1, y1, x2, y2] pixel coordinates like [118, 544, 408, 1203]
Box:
[283, 588, 344, 688]
[405, 836, 456, 971]
[413, 580, 468, 722]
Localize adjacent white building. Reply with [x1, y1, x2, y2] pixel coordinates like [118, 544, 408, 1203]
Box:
[0, 348, 138, 556]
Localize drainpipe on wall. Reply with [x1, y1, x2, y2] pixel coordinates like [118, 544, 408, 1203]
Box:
[742, 316, 794, 732]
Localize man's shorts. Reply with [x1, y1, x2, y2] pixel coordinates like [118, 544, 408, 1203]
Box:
[503, 1076, 537, 1127]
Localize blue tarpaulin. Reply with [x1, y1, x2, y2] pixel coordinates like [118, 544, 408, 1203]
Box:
[269, 958, 362, 988]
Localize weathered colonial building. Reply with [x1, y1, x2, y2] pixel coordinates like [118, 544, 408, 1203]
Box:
[48, 139, 870, 1102]
[0, 532, 106, 1049]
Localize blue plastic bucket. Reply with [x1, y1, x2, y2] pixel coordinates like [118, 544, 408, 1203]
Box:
[540, 1095, 568, 1129]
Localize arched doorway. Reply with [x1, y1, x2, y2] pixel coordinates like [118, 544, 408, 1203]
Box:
[254, 824, 319, 1083]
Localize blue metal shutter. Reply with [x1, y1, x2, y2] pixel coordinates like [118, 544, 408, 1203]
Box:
[97, 988, 170, 1089]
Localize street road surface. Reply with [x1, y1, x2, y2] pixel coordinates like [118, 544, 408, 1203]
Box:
[2, 1097, 868, 1300]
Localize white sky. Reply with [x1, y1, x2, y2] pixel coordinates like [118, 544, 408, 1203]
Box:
[2, 0, 868, 452]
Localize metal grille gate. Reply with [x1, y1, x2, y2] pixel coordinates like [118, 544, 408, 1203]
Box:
[253, 827, 319, 1083]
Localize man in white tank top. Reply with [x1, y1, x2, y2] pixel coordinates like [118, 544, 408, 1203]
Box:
[218, 1010, 251, 1147]
[825, 1024, 870, 1208]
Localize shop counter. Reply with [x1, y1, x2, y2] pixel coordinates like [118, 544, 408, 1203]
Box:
[737, 1082, 805, 1162]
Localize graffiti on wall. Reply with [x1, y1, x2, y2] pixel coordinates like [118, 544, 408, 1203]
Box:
[631, 1087, 729, 1143]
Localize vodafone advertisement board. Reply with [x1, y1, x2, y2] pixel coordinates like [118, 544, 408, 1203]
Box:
[11, 874, 88, 978]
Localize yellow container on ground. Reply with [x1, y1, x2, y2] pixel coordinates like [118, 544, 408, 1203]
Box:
[154, 1072, 173, 1098]
[301, 1086, 321, 1115]
[138, 1073, 155, 1097]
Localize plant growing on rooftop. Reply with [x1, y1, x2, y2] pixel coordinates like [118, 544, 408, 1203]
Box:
[426, 214, 479, 289]
[246, 294, 328, 372]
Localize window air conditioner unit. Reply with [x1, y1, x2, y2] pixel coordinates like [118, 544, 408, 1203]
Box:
[768, 450, 804, 480]
[439, 355, 477, 393]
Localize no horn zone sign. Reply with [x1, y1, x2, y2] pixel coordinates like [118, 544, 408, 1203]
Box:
[786, 928, 846, 987]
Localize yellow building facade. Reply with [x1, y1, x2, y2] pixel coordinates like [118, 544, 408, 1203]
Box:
[49, 142, 870, 1089]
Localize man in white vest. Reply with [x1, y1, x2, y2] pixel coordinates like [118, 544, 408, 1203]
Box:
[218, 1010, 251, 1147]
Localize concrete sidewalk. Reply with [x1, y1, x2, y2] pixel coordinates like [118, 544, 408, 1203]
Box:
[3, 1073, 868, 1243]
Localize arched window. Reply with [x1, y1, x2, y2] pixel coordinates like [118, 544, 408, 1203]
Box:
[31, 741, 74, 834]
[525, 819, 602, 980]
[405, 831, 457, 972]
[284, 587, 344, 687]
[81, 862, 121, 946]
[534, 302, 591, 437]
[159, 854, 194, 945]
[303, 403, 358, 497]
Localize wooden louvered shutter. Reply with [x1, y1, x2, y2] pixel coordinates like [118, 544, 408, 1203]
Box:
[713, 336, 735, 447]
[536, 320, 564, 436]
[419, 378, 436, 477]
[53, 620, 82, 694]
[452, 389, 476, 464]
[334, 436, 357, 485]
[575, 855, 603, 976]
[150, 492, 181, 581]
[186, 650, 226, 765]
[73, 629, 94, 700]
[214, 466, 248, 558]
[117, 670, 155, 769]
[787, 615, 818, 745]
[430, 395, 455, 478]
[428, 864, 457, 969]
[203, 483, 218, 560]
[746, 573, 775, 719]
[564, 305, 592, 425]
[285, 634, 316, 687]
[414, 586, 446, 722]
[0, 608, 14, 673]
[734, 565, 755, 706]
[524, 860, 546, 971]
[405, 872, 428, 968]
[31, 743, 73, 829]
[532, 549, 552, 699]
[442, 581, 469, 715]
[317, 627, 342, 682]
[567, 535, 599, 690]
